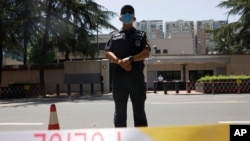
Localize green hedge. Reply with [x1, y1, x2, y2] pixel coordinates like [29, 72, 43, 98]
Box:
[197, 75, 250, 82]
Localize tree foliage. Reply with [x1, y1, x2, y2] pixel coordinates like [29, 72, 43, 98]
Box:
[1, 0, 117, 85]
[210, 0, 250, 54]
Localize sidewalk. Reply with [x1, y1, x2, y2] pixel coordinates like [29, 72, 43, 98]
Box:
[147, 90, 204, 95]
[44, 90, 204, 98]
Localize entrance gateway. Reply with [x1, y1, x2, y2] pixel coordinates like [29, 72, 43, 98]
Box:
[145, 55, 230, 90]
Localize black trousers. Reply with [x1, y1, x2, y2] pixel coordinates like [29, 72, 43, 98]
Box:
[112, 72, 148, 127]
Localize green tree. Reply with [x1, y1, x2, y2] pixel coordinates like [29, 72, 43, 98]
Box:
[1, 0, 44, 64]
[1, 0, 117, 86]
[208, 22, 241, 54]
[213, 0, 250, 54]
[49, 0, 117, 60]
[0, 3, 4, 85]
[29, 38, 56, 64]
[0, 0, 25, 84]
[38, 0, 117, 85]
[15, 0, 44, 64]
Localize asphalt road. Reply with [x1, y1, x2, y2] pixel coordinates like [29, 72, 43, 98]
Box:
[0, 92, 250, 131]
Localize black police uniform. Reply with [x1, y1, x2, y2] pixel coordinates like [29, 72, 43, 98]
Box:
[105, 27, 150, 127]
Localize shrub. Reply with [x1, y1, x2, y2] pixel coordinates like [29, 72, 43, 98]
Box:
[197, 75, 250, 82]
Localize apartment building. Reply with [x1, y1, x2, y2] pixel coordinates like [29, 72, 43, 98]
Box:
[136, 20, 164, 39]
[135, 20, 195, 55]
[196, 19, 227, 54]
[165, 20, 195, 54]
[165, 20, 194, 37]
[56, 19, 227, 60]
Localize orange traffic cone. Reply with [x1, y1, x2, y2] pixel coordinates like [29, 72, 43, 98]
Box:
[48, 104, 60, 130]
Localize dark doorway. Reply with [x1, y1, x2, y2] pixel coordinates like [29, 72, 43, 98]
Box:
[157, 71, 181, 81]
[189, 70, 213, 82]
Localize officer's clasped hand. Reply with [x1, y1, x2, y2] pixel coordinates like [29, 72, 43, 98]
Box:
[118, 58, 132, 71]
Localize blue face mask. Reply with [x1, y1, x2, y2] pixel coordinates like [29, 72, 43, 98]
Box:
[121, 13, 134, 24]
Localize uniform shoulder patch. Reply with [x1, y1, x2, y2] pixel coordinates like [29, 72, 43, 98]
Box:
[109, 30, 121, 36]
[109, 30, 118, 34]
[136, 30, 146, 36]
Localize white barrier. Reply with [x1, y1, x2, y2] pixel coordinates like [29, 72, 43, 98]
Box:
[0, 124, 230, 141]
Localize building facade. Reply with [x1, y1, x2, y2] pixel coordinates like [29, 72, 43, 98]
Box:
[165, 20, 195, 53]
[196, 20, 227, 54]
[165, 20, 194, 37]
[150, 32, 194, 55]
[2, 55, 250, 93]
[136, 20, 164, 39]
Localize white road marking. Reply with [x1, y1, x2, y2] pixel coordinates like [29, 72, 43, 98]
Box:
[62, 100, 248, 105]
[0, 102, 35, 107]
[0, 123, 44, 126]
[63, 102, 113, 104]
[218, 121, 250, 124]
[150, 101, 248, 105]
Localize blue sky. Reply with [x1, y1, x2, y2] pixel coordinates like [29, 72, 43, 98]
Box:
[94, 0, 239, 33]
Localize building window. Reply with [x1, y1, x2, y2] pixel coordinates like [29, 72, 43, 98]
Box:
[155, 49, 161, 54]
[163, 49, 168, 54]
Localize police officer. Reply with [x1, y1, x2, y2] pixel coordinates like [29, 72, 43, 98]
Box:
[105, 5, 151, 127]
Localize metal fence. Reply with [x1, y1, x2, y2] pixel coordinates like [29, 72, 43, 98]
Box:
[195, 80, 250, 94]
[0, 85, 45, 99]
[0, 83, 105, 99]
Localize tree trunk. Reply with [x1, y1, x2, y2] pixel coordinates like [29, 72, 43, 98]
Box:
[65, 48, 70, 61]
[23, 0, 29, 65]
[0, 17, 3, 85]
[23, 23, 28, 65]
[40, 0, 52, 86]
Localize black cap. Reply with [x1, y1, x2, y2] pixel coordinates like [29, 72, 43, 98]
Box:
[120, 5, 134, 15]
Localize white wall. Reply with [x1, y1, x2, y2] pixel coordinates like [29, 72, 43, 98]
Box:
[150, 32, 194, 55]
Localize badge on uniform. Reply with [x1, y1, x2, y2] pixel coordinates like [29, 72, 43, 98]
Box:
[113, 33, 124, 40]
[135, 40, 141, 47]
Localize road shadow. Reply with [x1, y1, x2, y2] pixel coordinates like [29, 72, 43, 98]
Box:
[0, 93, 114, 108]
